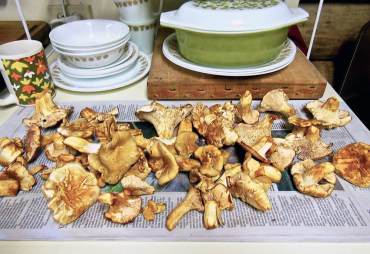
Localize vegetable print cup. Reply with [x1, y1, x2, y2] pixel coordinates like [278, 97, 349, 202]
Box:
[0, 40, 55, 106]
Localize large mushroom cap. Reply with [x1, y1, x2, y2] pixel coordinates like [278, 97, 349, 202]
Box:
[42, 162, 100, 225]
[333, 143, 370, 188]
[291, 160, 336, 198]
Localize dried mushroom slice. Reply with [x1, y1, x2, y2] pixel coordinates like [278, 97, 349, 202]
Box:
[136, 102, 193, 139]
[148, 141, 179, 185]
[166, 187, 204, 231]
[24, 124, 41, 162]
[124, 149, 152, 180]
[291, 160, 336, 198]
[42, 163, 100, 225]
[285, 126, 332, 160]
[6, 162, 36, 191]
[237, 90, 259, 124]
[98, 192, 141, 224]
[333, 143, 370, 188]
[143, 200, 166, 221]
[0, 137, 23, 167]
[57, 118, 94, 138]
[88, 131, 140, 184]
[23, 90, 72, 128]
[243, 153, 282, 183]
[227, 172, 271, 211]
[235, 114, 275, 148]
[0, 172, 19, 196]
[259, 89, 296, 117]
[194, 145, 224, 177]
[306, 97, 351, 128]
[121, 175, 155, 196]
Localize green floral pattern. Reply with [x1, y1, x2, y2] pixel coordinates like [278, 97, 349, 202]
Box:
[193, 0, 279, 9]
[1, 50, 54, 105]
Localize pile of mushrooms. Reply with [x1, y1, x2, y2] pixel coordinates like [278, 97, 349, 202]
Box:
[1, 88, 367, 231]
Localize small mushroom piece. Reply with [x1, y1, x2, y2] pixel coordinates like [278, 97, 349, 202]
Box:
[142, 200, 166, 221]
[43, 133, 72, 162]
[63, 137, 101, 154]
[0, 172, 19, 196]
[333, 143, 370, 188]
[259, 89, 296, 117]
[121, 175, 155, 195]
[306, 97, 352, 128]
[194, 145, 224, 177]
[88, 131, 140, 184]
[291, 160, 336, 198]
[166, 187, 204, 231]
[242, 153, 282, 183]
[217, 163, 242, 186]
[0, 137, 23, 167]
[80, 107, 118, 122]
[175, 155, 201, 172]
[6, 162, 36, 191]
[235, 114, 276, 148]
[288, 116, 325, 128]
[174, 131, 199, 158]
[93, 116, 118, 144]
[178, 118, 193, 134]
[148, 141, 179, 185]
[239, 136, 273, 163]
[29, 165, 47, 175]
[124, 149, 152, 180]
[24, 124, 41, 162]
[269, 138, 296, 171]
[237, 90, 259, 124]
[136, 102, 193, 139]
[98, 192, 142, 224]
[227, 172, 271, 211]
[57, 118, 94, 138]
[202, 196, 222, 230]
[42, 163, 100, 225]
[23, 90, 72, 128]
[285, 126, 332, 160]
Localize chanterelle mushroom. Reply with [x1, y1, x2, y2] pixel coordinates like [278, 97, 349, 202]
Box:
[175, 119, 199, 158]
[239, 136, 273, 163]
[43, 133, 72, 162]
[148, 141, 179, 185]
[333, 143, 370, 188]
[235, 114, 276, 148]
[80, 107, 118, 122]
[285, 126, 332, 160]
[42, 163, 100, 225]
[121, 175, 155, 196]
[23, 90, 72, 128]
[243, 153, 281, 183]
[63, 136, 101, 154]
[88, 131, 140, 184]
[98, 192, 142, 224]
[166, 187, 204, 231]
[227, 172, 271, 211]
[306, 97, 351, 128]
[124, 149, 152, 180]
[6, 162, 36, 191]
[0, 137, 23, 167]
[194, 145, 224, 177]
[57, 118, 94, 138]
[237, 90, 259, 124]
[24, 124, 41, 162]
[143, 200, 166, 221]
[291, 160, 336, 198]
[259, 89, 296, 117]
[0, 172, 19, 196]
[268, 138, 296, 171]
[136, 102, 193, 139]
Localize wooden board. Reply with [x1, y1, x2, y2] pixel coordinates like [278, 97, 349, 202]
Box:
[0, 21, 50, 46]
[148, 29, 327, 100]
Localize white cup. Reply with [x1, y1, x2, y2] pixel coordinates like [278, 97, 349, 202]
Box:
[113, 0, 163, 23]
[121, 18, 157, 54]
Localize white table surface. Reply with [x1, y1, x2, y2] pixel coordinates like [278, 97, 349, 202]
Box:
[1, 59, 370, 252]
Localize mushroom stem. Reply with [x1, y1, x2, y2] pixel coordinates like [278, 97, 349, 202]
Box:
[203, 200, 222, 229]
[166, 188, 204, 231]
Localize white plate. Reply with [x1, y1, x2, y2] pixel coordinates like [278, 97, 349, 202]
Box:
[57, 42, 139, 79]
[50, 19, 130, 48]
[50, 53, 150, 92]
[162, 33, 297, 76]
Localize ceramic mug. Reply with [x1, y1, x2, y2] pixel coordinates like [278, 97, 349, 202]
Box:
[113, 0, 163, 23]
[121, 18, 157, 54]
[0, 40, 54, 106]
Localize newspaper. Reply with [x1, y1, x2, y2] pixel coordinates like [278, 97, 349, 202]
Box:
[0, 100, 370, 242]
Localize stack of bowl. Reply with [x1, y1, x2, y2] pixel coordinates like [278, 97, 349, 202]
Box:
[48, 19, 149, 92]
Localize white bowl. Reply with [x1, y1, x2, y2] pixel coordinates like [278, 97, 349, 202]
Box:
[55, 41, 127, 69]
[49, 19, 130, 48]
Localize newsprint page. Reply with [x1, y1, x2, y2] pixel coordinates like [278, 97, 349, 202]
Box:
[0, 100, 370, 242]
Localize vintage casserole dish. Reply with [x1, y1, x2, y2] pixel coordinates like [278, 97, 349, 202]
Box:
[160, 0, 309, 67]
